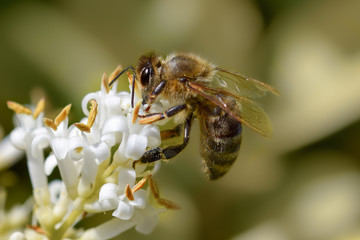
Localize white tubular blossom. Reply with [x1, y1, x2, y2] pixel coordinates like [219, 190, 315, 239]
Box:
[80, 218, 136, 240]
[9, 108, 49, 189]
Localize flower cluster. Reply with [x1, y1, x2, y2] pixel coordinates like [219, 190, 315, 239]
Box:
[3, 67, 177, 240]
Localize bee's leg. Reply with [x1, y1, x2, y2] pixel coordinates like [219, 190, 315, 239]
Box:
[138, 104, 187, 124]
[145, 80, 167, 112]
[139, 113, 193, 163]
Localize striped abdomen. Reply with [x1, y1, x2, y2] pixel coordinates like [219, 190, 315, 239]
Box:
[198, 101, 242, 180]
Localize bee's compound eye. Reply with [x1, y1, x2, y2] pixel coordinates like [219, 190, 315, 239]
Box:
[140, 67, 151, 86]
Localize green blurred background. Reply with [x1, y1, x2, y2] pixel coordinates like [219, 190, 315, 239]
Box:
[1, 0, 360, 239]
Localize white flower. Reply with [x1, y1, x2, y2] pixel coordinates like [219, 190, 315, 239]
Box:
[7, 100, 48, 189]
[32, 107, 80, 198]
[112, 168, 148, 219]
[114, 113, 161, 163]
[94, 167, 159, 235]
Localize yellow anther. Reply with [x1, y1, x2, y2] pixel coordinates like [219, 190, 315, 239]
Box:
[148, 176, 160, 199]
[54, 104, 72, 126]
[101, 73, 110, 93]
[33, 98, 45, 119]
[108, 65, 122, 85]
[132, 175, 151, 193]
[74, 100, 97, 133]
[87, 100, 98, 128]
[129, 174, 180, 209]
[43, 118, 57, 131]
[127, 72, 133, 86]
[7, 101, 32, 115]
[132, 100, 142, 124]
[125, 184, 134, 201]
[157, 198, 181, 210]
[74, 123, 90, 133]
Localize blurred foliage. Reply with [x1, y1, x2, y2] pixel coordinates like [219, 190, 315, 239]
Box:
[1, 0, 360, 239]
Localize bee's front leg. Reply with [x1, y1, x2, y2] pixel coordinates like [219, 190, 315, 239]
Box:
[138, 112, 193, 163]
[138, 104, 187, 124]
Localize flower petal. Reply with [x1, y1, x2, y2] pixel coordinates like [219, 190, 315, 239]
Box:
[0, 135, 24, 170]
[31, 133, 50, 158]
[10, 128, 28, 150]
[82, 93, 100, 116]
[100, 133, 116, 148]
[99, 183, 119, 201]
[99, 183, 119, 210]
[140, 125, 161, 147]
[50, 138, 69, 160]
[112, 201, 134, 220]
[44, 153, 58, 176]
[134, 207, 159, 235]
[102, 115, 128, 135]
[125, 134, 147, 160]
[104, 95, 122, 116]
[118, 168, 136, 190]
[80, 218, 136, 240]
[119, 92, 132, 113]
[67, 136, 84, 161]
[88, 141, 110, 164]
[130, 189, 148, 209]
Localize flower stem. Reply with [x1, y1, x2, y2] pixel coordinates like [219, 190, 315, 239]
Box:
[52, 198, 84, 240]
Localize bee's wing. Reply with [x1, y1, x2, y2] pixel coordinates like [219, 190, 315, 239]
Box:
[188, 81, 273, 138]
[213, 67, 280, 98]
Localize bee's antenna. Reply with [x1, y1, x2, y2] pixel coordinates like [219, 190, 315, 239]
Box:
[131, 71, 136, 108]
[109, 65, 136, 108]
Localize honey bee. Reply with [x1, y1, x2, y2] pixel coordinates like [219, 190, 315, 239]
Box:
[110, 52, 279, 180]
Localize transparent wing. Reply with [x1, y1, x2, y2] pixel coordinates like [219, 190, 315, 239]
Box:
[212, 67, 280, 99]
[188, 82, 273, 137]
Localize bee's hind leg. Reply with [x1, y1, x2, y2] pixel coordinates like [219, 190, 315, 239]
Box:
[139, 113, 193, 163]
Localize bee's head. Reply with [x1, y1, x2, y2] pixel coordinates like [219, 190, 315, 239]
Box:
[136, 52, 163, 105]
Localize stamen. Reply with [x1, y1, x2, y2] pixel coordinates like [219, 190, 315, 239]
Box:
[7, 101, 32, 115]
[87, 100, 98, 128]
[43, 118, 57, 131]
[33, 98, 45, 119]
[102, 73, 110, 93]
[132, 100, 142, 124]
[157, 198, 181, 210]
[148, 176, 160, 199]
[108, 65, 123, 85]
[132, 175, 150, 193]
[127, 72, 133, 86]
[74, 123, 90, 133]
[54, 104, 72, 126]
[27, 225, 46, 235]
[148, 176, 180, 209]
[125, 184, 134, 201]
[74, 100, 97, 133]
